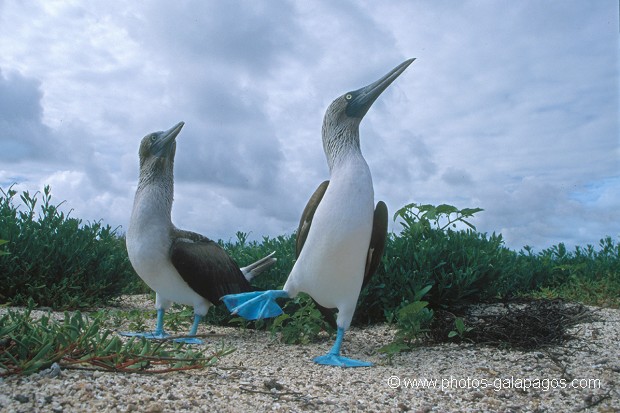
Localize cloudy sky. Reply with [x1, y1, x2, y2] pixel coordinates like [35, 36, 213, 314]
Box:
[0, 1, 618, 252]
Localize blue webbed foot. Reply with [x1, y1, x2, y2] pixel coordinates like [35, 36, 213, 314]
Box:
[222, 290, 288, 320]
[173, 336, 203, 344]
[119, 331, 169, 340]
[313, 327, 373, 367]
[172, 314, 204, 344]
[119, 331, 203, 344]
[313, 353, 373, 367]
[119, 308, 169, 340]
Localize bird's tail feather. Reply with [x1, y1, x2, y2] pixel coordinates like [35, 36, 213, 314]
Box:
[240, 251, 277, 281]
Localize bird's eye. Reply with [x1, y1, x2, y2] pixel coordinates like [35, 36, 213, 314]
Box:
[345, 94, 352, 100]
[150, 135, 157, 142]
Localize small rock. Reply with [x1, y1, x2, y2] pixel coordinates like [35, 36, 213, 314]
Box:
[264, 379, 284, 391]
[14, 394, 29, 403]
[144, 403, 164, 413]
[43, 362, 61, 378]
[468, 391, 485, 401]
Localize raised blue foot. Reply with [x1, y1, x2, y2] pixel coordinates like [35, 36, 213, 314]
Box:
[222, 290, 289, 320]
[313, 327, 372, 368]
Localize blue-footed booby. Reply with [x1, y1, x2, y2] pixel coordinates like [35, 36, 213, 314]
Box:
[223, 58, 414, 366]
[123, 122, 276, 344]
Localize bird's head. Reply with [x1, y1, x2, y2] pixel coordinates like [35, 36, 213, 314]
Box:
[322, 59, 414, 165]
[326, 58, 415, 126]
[138, 121, 184, 171]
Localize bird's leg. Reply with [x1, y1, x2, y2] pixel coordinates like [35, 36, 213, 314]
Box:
[172, 314, 204, 345]
[327, 326, 345, 355]
[222, 290, 289, 320]
[119, 308, 169, 339]
[153, 308, 166, 336]
[313, 327, 372, 368]
[188, 314, 201, 336]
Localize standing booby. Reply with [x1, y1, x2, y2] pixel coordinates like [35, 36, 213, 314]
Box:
[123, 122, 276, 344]
[223, 58, 414, 366]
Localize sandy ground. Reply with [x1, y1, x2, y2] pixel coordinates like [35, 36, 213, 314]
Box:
[1, 297, 618, 412]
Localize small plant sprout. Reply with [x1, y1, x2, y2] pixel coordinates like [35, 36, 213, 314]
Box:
[378, 284, 434, 359]
[448, 317, 474, 340]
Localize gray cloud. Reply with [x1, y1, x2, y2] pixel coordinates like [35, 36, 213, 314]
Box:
[0, 1, 617, 251]
[0, 69, 56, 161]
[441, 168, 474, 187]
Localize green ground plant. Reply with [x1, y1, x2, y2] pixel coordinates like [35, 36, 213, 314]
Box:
[271, 293, 333, 344]
[0, 301, 234, 376]
[448, 317, 474, 340]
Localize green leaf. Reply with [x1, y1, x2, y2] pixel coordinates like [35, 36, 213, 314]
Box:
[413, 284, 433, 302]
[455, 318, 465, 332]
[460, 207, 484, 217]
[435, 204, 459, 215]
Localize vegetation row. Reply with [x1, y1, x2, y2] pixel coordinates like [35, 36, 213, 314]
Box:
[1, 185, 618, 374]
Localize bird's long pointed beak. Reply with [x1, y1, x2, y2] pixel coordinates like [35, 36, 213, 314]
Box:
[346, 58, 415, 118]
[153, 121, 184, 157]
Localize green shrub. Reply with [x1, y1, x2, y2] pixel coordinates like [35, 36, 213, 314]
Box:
[525, 237, 620, 307]
[356, 203, 511, 323]
[1, 181, 618, 332]
[0, 185, 138, 308]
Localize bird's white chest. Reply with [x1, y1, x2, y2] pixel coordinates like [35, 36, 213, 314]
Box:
[127, 189, 170, 259]
[126, 193, 207, 310]
[126, 189, 177, 292]
[285, 156, 374, 309]
[127, 224, 171, 285]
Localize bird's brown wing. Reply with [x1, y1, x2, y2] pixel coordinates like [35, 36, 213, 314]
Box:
[294, 181, 337, 327]
[170, 231, 253, 304]
[295, 180, 329, 256]
[363, 201, 388, 289]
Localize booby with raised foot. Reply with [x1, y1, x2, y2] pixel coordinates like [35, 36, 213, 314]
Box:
[123, 122, 276, 344]
[223, 58, 414, 366]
